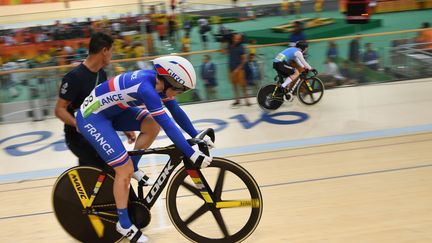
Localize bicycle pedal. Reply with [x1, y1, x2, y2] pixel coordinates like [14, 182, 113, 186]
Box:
[285, 93, 294, 102]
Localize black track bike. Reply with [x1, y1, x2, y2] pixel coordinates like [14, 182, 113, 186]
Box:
[257, 71, 325, 111]
[52, 129, 263, 243]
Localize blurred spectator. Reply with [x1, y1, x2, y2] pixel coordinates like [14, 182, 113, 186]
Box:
[156, 20, 166, 45]
[216, 24, 233, 49]
[232, 0, 238, 7]
[183, 18, 193, 36]
[248, 39, 257, 55]
[167, 15, 178, 44]
[3, 60, 20, 98]
[3, 33, 16, 46]
[170, 0, 177, 13]
[415, 22, 432, 50]
[314, 0, 324, 18]
[294, 0, 301, 17]
[63, 44, 75, 64]
[113, 36, 125, 58]
[70, 19, 83, 38]
[245, 4, 256, 20]
[76, 42, 88, 60]
[289, 21, 306, 45]
[52, 20, 66, 40]
[35, 30, 49, 43]
[198, 17, 211, 49]
[244, 53, 261, 93]
[181, 32, 191, 53]
[227, 33, 250, 107]
[201, 55, 217, 100]
[348, 35, 361, 63]
[363, 43, 379, 71]
[319, 57, 346, 88]
[281, 0, 290, 17]
[327, 41, 338, 59]
[34, 50, 52, 66]
[132, 42, 145, 58]
[144, 17, 155, 55]
[111, 21, 122, 35]
[122, 42, 134, 58]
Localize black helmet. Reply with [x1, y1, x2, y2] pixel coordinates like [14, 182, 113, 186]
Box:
[295, 41, 308, 51]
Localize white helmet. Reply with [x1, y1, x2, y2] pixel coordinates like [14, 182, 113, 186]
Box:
[153, 55, 196, 90]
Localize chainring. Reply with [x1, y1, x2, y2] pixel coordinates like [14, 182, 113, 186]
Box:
[129, 200, 151, 229]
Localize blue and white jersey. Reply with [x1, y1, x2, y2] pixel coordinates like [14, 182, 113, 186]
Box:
[274, 47, 312, 70]
[76, 69, 198, 168]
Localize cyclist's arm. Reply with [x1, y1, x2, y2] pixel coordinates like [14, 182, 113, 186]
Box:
[162, 97, 199, 138]
[139, 88, 195, 157]
[294, 50, 312, 70]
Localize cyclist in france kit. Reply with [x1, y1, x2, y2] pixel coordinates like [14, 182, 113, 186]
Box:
[75, 56, 214, 242]
[273, 41, 317, 91]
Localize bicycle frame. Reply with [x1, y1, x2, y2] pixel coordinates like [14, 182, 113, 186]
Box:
[128, 146, 186, 209]
[126, 139, 214, 210]
[272, 73, 316, 97]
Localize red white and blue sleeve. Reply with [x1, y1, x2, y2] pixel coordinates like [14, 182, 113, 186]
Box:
[138, 83, 195, 157]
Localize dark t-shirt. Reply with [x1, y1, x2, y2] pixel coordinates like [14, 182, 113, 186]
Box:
[59, 63, 107, 134]
[228, 43, 245, 71]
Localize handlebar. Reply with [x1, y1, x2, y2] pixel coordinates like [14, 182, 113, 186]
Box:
[128, 128, 215, 158]
[300, 69, 318, 79]
[187, 128, 215, 156]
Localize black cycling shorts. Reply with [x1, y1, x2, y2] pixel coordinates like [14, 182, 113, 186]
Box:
[273, 62, 295, 77]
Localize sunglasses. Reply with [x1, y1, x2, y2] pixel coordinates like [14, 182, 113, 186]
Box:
[170, 85, 190, 93]
[159, 75, 191, 94]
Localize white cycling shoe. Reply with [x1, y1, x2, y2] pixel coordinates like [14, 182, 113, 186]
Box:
[132, 170, 155, 186]
[116, 222, 149, 243]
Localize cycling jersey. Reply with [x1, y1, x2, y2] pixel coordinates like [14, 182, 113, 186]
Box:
[75, 69, 198, 168]
[274, 47, 312, 70]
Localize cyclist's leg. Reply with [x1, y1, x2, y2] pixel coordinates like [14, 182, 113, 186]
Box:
[288, 68, 301, 90]
[112, 107, 160, 170]
[273, 62, 295, 88]
[76, 111, 147, 241]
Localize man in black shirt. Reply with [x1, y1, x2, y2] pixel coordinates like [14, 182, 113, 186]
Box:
[55, 32, 127, 168]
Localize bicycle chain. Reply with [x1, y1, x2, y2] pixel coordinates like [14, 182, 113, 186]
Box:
[92, 203, 117, 208]
[88, 204, 118, 224]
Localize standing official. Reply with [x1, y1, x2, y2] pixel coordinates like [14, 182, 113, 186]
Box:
[55, 32, 129, 168]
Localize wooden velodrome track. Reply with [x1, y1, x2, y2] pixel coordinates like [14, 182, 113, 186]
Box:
[1, 75, 432, 243]
[0, 131, 431, 242]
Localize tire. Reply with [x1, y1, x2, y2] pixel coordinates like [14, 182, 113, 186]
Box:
[166, 157, 263, 243]
[257, 84, 284, 111]
[52, 166, 122, 243]
[296, 77, 324, 105]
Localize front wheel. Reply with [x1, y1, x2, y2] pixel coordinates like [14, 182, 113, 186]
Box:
[166, 157, 263, 243]
[257, 84, 284, 111]
[296, 77, 325, 105]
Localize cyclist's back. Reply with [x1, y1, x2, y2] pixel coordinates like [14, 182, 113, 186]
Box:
[274, 46, 312, 71]
[81, 69, 160, 119]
